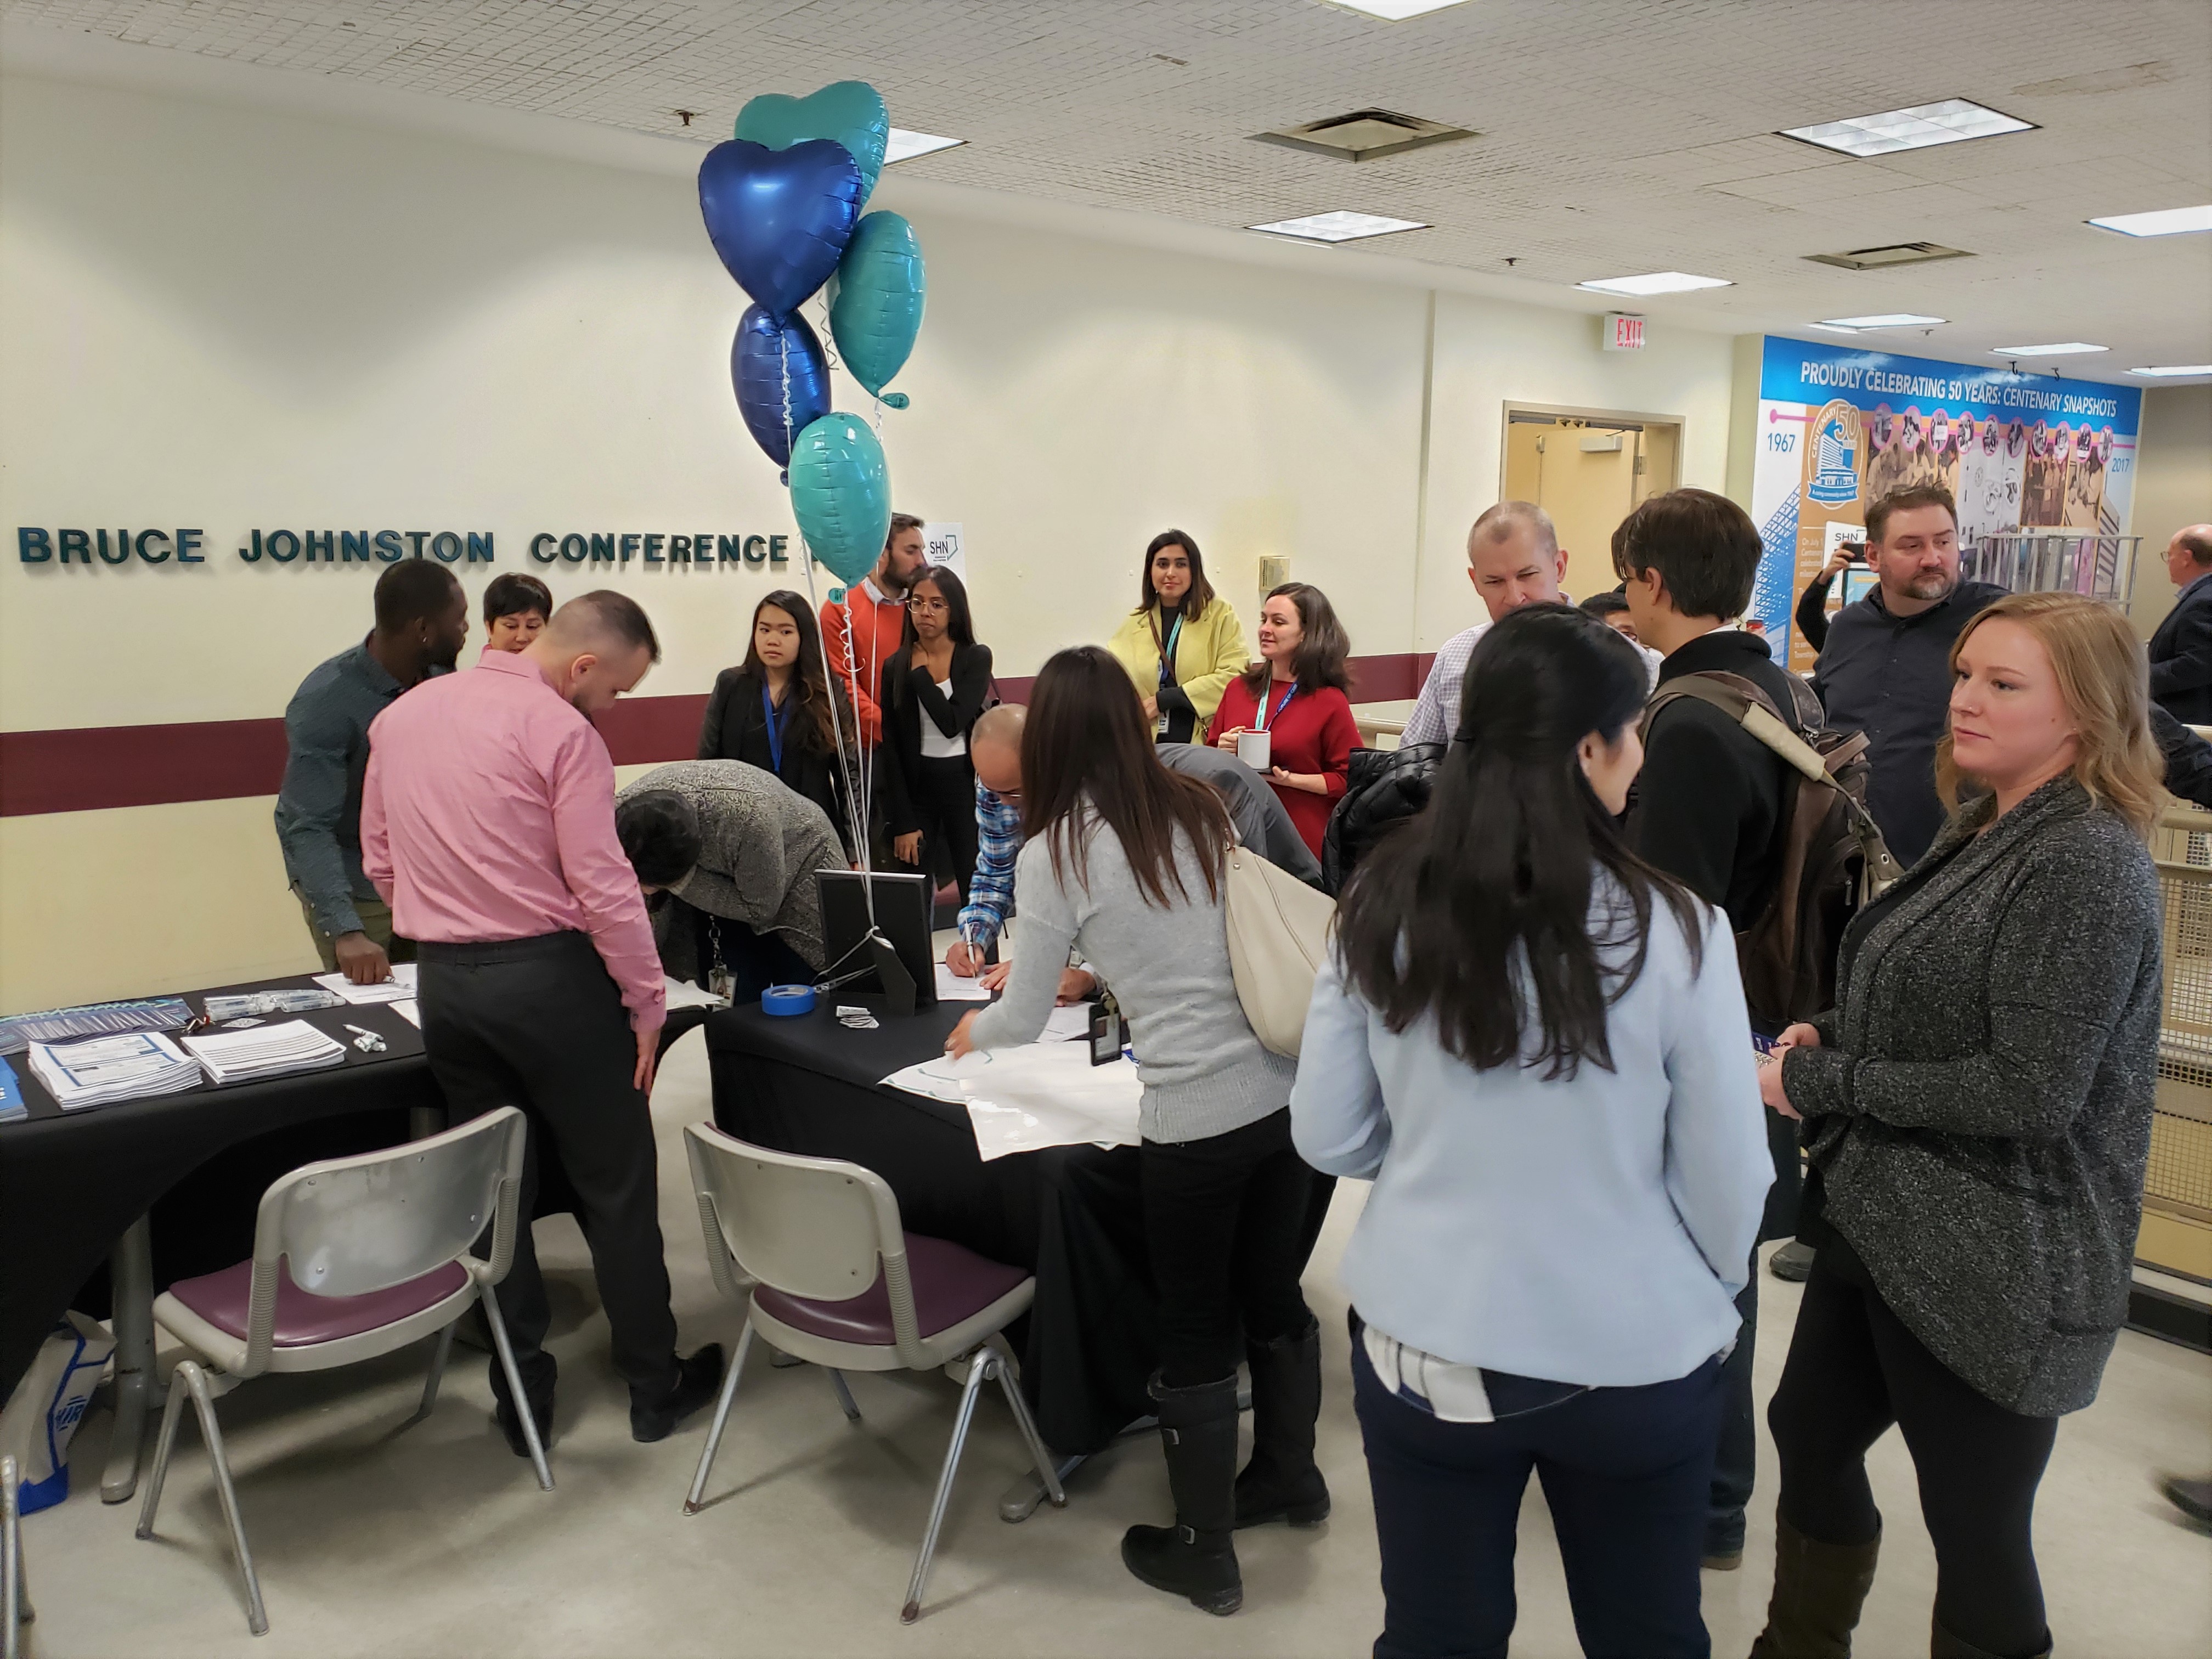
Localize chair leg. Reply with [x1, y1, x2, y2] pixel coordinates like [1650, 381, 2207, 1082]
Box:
[684, 1322, 754, 1515]
[134, 1365, 191, 1541]
[827, 1368, 862, 1422]
[479, 1285, 554, 1493]
[411, 1319, 459, 1427]
[3, 1453, 28, 1659]
[175, 1362, 268, 1638]
[986, 1337, 1066, 1509]
[900, 1348, 992, 1624]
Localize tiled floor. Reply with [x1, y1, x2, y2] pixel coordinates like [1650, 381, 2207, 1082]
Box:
[19, 1026, 2212, 1658]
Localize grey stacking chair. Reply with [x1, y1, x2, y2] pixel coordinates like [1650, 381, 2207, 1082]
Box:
[138, 1107, 547, 1635]
[681, 1121, 1064, 1623]
[2, 1454, 29, 1659]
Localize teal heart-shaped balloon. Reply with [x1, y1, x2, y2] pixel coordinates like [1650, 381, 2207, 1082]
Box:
[827, 211, 926, 409]
[735, 81, 890, 208]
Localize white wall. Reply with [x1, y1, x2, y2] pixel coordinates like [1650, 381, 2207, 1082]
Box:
[0, 68, 1740, 1010]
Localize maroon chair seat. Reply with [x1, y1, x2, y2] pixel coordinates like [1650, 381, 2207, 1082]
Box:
[168, 1259, 470, 1348]
[753, 1233, 1027, 1347]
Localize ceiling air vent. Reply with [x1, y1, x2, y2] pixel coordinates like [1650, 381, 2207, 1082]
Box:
[1254, 109, 1474, 162]
[1804, 242, 1973, 271]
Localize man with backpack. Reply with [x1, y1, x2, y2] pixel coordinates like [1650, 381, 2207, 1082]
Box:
[1616, 487, 1849, 1575]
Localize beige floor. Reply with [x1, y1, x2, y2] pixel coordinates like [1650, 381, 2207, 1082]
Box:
[19, 1026, 2212, 1658]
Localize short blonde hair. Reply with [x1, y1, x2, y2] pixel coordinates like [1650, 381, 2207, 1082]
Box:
[1937, 592, 2164, 838]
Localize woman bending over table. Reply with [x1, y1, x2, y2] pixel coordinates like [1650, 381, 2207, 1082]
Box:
[1207, 582, 1358, 857]
[947, 645, 1319, 1619]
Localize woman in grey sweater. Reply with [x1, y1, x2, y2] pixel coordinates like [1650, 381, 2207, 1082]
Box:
[949, 647, 1313, 1617]
[1754, 594, 2165, 1659]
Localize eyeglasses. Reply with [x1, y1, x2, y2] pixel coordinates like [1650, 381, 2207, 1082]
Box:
[910, 598, 950, 614]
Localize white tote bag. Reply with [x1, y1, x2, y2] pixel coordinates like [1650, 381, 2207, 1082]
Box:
[1222, 844, 1335, 1057]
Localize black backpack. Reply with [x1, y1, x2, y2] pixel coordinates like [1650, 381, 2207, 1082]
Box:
[1639, 673, 1903, 1026]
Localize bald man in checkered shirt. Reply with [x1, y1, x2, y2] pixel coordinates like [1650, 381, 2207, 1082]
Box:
[1402, 502, 1660, 746]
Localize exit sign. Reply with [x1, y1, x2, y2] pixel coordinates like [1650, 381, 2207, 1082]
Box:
[1601, 312, 1646, 352]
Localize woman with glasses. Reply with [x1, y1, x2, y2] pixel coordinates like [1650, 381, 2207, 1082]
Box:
[879, 565, 992, 901]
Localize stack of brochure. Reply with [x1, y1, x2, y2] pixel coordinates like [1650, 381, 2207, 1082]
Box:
[180, 1020, 348, 1086]
[29, 1032, 202, 1110]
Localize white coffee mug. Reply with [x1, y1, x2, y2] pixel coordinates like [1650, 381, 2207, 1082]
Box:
[1237, 729, 1272, 772]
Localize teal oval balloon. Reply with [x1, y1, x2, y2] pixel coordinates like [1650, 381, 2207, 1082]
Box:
[787, 411, 891, 584]
[827, 211, 926, 410]
[734, 81, 890, 208]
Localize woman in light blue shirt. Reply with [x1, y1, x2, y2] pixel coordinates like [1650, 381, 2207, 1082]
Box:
[1291, 602, 1771, 1659]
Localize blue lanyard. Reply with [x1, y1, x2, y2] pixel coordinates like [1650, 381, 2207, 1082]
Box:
[1155, 610, 1184, 689]
[761, 681, 792, 775]
[1254, 680, 1299, 731]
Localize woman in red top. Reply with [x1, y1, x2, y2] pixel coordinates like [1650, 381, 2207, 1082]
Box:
[1208, 583, 1359, 856]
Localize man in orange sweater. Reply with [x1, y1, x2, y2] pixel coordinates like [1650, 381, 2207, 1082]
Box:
[820, 512, 927, 747]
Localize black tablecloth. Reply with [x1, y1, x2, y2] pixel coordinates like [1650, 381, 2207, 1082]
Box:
[703, 997, 1163, 1454]
[0, 979, 443, 1398]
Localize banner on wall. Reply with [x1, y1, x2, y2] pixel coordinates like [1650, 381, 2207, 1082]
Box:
[1746, 336, 2143, 671]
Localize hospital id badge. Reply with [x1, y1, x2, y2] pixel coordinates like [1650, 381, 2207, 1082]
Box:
[708, 966, 735, 1001]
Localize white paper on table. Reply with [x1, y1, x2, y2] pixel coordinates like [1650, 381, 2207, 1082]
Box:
[1041, 1003, 1091, 1042]
[311, 963, 419, 1005]
[932, 964, 992, 1002]
[391, 999, 421, 1028]
[662, 975, 730, 1011]
[881, 1040, 1140, 1161]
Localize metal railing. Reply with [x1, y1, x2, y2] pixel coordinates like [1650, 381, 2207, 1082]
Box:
[1962, 532, 2143, 605]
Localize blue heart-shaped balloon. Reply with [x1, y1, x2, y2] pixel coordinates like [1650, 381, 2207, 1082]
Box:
[698, 139, 863, 318]
[731, 304, 831, 469]
[734, 81, 890, 209]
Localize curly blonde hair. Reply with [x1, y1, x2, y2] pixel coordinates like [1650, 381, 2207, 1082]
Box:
[1936, 591, 2164, 838]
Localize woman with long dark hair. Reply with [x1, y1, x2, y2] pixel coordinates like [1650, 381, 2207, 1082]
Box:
[1207, 582, 1359, 857]
[878, 565, 992, 901]
[1105, 529, 1249, 744]
[947, 646, 1318, 1618]
[1292, 603, 1771, 1658]
[698, 590, 856, 850]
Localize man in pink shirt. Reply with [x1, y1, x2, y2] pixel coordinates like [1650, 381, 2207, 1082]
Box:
[363, 590, 722, 1455]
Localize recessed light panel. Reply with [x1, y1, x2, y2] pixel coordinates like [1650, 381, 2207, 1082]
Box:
[1990, 342, 2108, 357]
[1819, 314, 1947, 329]
[884, 129, 963, 165]
[1782, 98, 2032, 157]
[1327, 1, 1472, 18]
[2088, 204, 2212, 238]
[2129, 365, 2212, 378]
[1575, 271, 1733, 297]
[1248, 211, 1428, 244]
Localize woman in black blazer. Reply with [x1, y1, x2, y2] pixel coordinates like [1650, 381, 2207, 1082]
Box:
[878, 566, 991, 900]
[698, 590, 857, 853]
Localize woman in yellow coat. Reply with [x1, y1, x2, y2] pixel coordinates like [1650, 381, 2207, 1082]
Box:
[1106, 530, 1249, 744]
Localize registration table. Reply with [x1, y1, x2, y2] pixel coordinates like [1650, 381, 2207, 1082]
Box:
[0, 978, 443, 1501]
[699, 997, 1166, 1464]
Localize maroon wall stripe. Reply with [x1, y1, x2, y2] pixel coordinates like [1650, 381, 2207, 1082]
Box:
[0, 652, 1432, 817]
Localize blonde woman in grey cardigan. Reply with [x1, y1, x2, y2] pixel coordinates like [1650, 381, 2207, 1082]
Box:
[1753, 594, 2164, 1659]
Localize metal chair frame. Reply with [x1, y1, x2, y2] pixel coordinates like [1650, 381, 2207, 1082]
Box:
[135, 1108, 548, 1636]
[680, 1122, 1065, 1623]
[3, 1454, 30, 1659]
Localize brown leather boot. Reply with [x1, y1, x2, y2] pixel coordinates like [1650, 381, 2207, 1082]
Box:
[1747, 1517, 1881, 1659]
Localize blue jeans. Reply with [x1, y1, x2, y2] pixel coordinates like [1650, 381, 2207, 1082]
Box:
[1352, 1317, 1722, 1659]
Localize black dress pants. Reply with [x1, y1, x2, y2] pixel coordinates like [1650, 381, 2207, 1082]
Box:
[1140, 1106, 1315, 1387]
[911, 753, 980, 902]
[417, 933, 680, 1403]
[1769, 1250, 2058, 1657]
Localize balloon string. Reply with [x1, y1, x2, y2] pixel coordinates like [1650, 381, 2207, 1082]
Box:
[795, 534, 877, 933]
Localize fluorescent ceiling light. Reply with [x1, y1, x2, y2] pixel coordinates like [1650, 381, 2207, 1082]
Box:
[1248, 211, 1427, 244]
[1782, 98, 2032, 157]
[1325, 1, 1472, 18]
[2129, 364, 2212, 377]
[1818, 313, 1947, 329]
[884, 128, 963, 165]
[2088, 204, 2212, 238]
[1990, 342, 2108, 357]
[1576, 270, 1732, 296]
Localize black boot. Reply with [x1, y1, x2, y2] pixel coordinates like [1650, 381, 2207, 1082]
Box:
[1235, 1318, 1329, 1528]
[1121, 1373, 1243, 1615]
[1748, 1516, 1880, 1659]
[1930, 1619, 2050, 1659]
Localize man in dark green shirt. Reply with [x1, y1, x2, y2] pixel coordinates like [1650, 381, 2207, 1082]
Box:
[274, 560, 467, 981]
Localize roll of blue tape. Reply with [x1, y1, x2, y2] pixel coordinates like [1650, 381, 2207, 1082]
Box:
[761, 984, 817, 1018]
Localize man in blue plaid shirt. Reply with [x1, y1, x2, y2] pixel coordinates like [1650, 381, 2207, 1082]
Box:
[943, 706, 1097, 1001]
